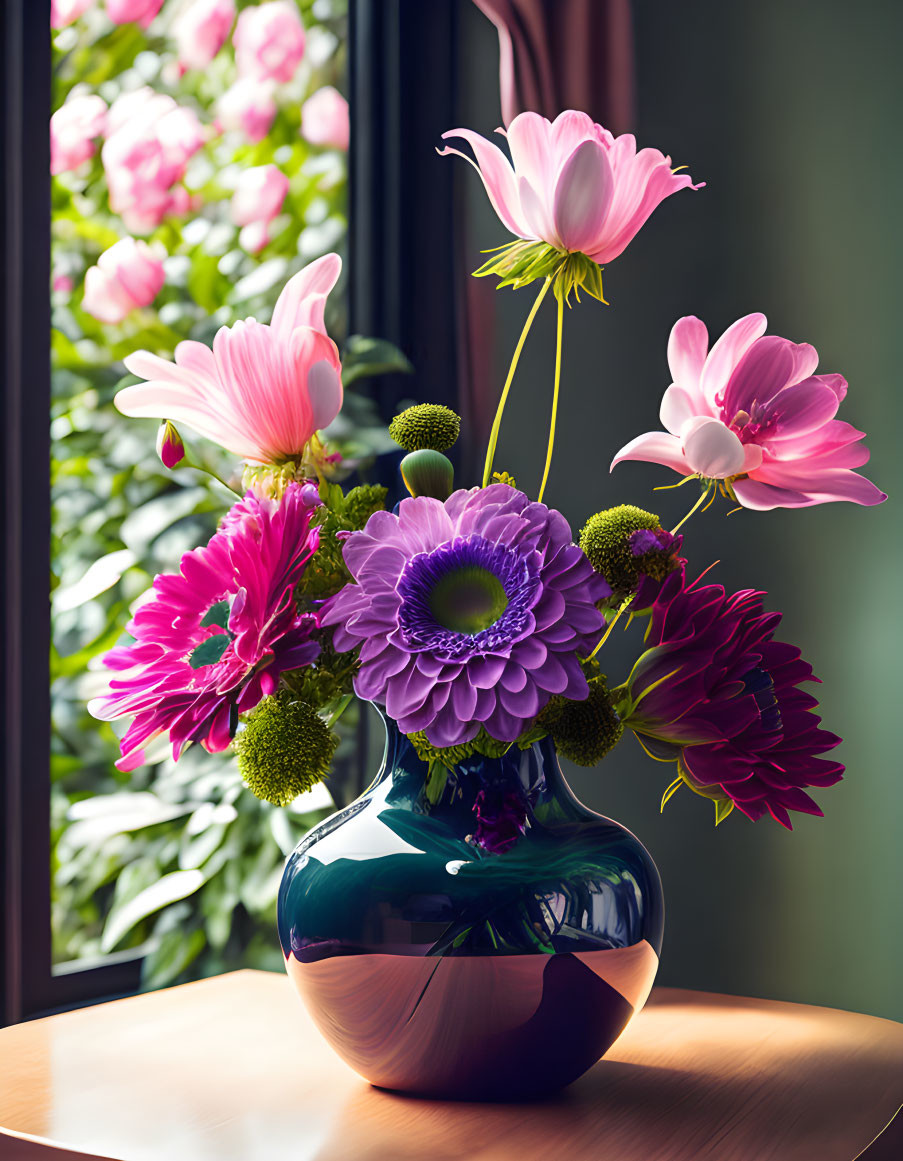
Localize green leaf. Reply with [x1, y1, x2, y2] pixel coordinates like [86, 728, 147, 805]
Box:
[142, 927, 206, 990]
[425, 762, 449, 805]
[713, 798, 735, 826]
[101, 869, 205, 953]
[189, 633, 231, 669]
[341, 335, 413, 386]
[200, 600, 231, 630]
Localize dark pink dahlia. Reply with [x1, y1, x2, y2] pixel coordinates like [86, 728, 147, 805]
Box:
[90, 482, 321, 770]
[321, 485, 610, 747]
[620, 569, 843, 827]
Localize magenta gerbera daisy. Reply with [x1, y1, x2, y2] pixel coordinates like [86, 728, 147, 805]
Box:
[90, 482, 322, 770]
[619, 569, 843, 827]
[321, 485, 610, 747]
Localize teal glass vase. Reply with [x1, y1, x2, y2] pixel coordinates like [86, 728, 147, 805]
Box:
[277, 711, 663, 1099]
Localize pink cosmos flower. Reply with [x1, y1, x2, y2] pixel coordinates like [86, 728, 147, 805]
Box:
[173, 0, 235, 72]
[301, 87, 349, 151]
[216, 77, 277, 144]
[82, 238, 165, 324]
[89, 483, 321, 770]
[106, 0, 163, 28]
[53, 272, 75, 295]
[611, 314, 887, 509]
[51, 0, 94, 29]
[439, 110, 702, 264]
[114, 254, 344, 463]
[50, 93, 107, 176]
[103, 90, 205, 233]
[234, 1, 305, 83]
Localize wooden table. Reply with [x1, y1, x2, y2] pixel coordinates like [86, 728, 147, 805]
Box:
[0, 970, 901, 1161]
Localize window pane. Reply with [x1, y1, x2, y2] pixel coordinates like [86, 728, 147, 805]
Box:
[50, 0, 353, 989]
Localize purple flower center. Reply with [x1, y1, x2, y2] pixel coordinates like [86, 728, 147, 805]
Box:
[396, 535, 540, 661]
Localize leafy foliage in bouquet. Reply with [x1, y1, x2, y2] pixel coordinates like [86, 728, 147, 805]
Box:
[50, 0, 409, 985]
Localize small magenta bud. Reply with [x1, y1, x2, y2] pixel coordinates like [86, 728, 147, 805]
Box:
[156, 420, 185, 469]
[300, 481, 322, 507]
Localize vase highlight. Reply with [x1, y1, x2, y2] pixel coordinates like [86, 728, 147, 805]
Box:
[278, 712, 663, 1099]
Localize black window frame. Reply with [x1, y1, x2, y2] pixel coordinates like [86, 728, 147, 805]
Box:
[2, 0, 462, 1025]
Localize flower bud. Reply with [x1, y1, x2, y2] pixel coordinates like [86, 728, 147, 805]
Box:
[156, 420, 185, 469]
[400, 449, 454, 500]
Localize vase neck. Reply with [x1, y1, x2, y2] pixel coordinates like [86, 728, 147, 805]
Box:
[373, 710, 577, 818]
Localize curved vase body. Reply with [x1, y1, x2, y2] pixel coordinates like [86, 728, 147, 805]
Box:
[278, 714, 664, 1099]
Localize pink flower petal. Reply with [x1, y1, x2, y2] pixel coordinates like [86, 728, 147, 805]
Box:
[747, 465, 887, 506]
[660, 384, 704, 436]
[731, 479, 821, 510]
[699, 313, 767, 410]
[667, 315, 709, 395]
[787, 341, 819, 383]
[552, 138, 613, 254]
[518, 176, 560, 246]
[438, 129, 525, 237]
[307, 358, 343, 430]
[681, 416, 746, 478]
[505, 111, 554, 198]
[817, 372, 847, 402]
[720, 335, 796, 417]
[610, 431, 688, 475]
[765, 377, 841, 439]
[549, 110, 599, 162]
[270, 252, 341, 340]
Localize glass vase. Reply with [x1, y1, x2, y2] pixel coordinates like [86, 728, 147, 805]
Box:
[278, 711, 663, 1099]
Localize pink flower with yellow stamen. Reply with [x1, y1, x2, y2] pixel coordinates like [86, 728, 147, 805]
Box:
[612, 313, 886, 509]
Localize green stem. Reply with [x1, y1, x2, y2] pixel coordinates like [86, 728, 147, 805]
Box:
[324, 693, 354, 730]
[184, 456, 241, 496]
[537, 290, 565, 503]
[482, 275, 553, 488]
[671, 482, 715, 535]
[588, 595, 633, 661]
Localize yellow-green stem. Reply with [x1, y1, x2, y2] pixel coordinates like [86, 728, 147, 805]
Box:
[671, 482, 715, 535]
[482, 276, 553, 488]
[588, 595, 632, 660]
[537, 290, 565, 504]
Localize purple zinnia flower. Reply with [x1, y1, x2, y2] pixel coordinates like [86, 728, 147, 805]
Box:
[621, 569, 843, 828]
[321, 485, 610, 747]
[90, 482, 321, 770]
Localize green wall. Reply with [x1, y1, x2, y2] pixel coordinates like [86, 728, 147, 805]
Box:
[455, 0, 902, 1020]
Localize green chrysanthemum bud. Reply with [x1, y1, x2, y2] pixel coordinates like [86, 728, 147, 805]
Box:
[390, 404, 461, 452]
[579, 505, 663, 595]
[407, 727, 512, 770]
[400, 449, 454, 500]
[539, 676, 624, 768]
[235, 693, 337, 806]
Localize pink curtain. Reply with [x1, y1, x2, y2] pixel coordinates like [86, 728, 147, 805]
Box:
[471, 0, 634, 131]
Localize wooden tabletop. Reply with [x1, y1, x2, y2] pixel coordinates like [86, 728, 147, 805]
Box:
[0, 970, 901, 1161]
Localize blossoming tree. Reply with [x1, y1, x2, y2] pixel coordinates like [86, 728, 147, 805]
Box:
[50, 0, 403, 987]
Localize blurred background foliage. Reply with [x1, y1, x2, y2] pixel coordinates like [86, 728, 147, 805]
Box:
[51, 0, 404, 988]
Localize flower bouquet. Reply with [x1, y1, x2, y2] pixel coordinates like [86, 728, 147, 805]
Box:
[92, 111, 885, 1098]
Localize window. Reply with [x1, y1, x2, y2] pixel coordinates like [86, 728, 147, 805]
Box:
[3, 0, 461, 1023]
